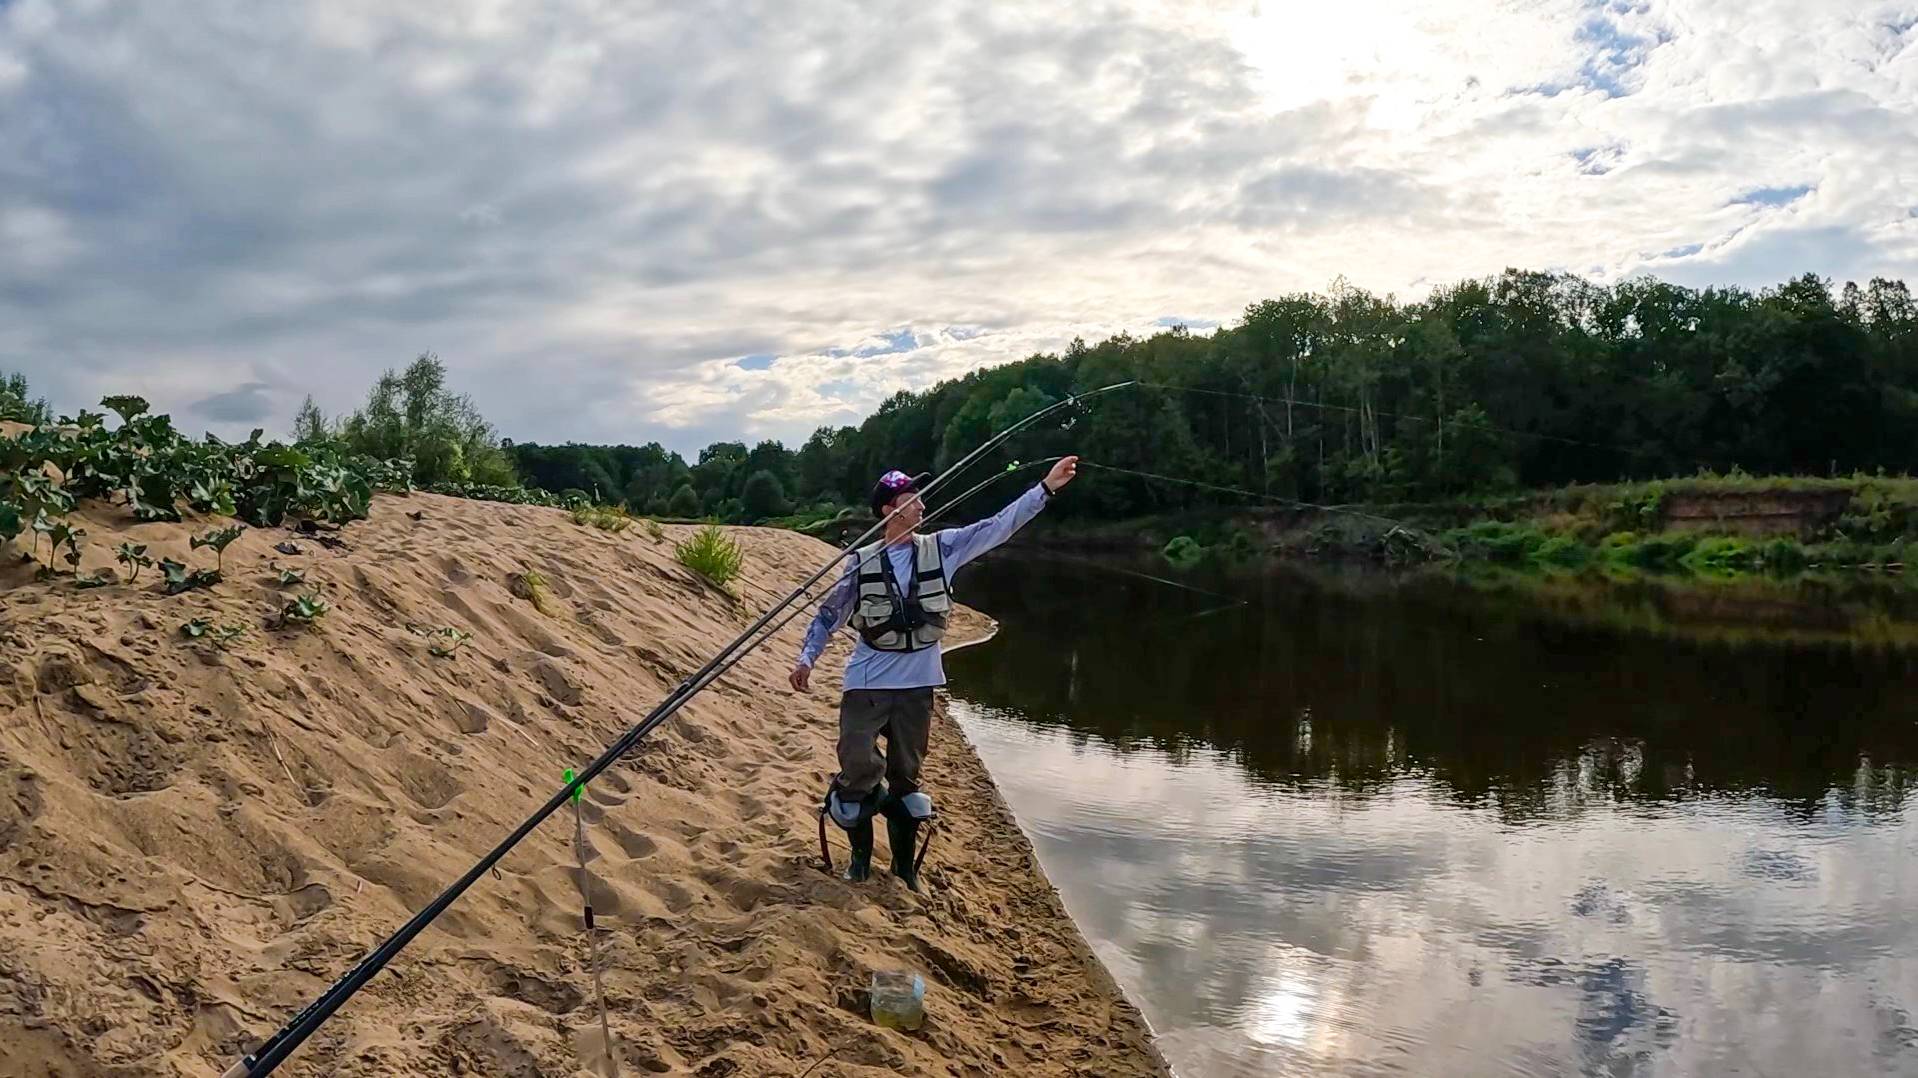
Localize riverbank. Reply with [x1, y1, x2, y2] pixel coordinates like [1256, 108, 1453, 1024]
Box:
[0, 493, 1166, 1076]
[1025, 473, 1918, 581]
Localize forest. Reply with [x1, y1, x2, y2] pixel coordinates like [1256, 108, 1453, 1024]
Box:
[498, 270, 1918, 524]
[7, 268, 1915, 532]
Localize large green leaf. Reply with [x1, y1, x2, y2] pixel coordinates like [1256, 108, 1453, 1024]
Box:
[254, 444, 311, 470]
[133, 473, 182, 522]
[100, 395, 150, 424]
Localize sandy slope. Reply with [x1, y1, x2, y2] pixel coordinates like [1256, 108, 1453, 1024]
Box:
[0, 492, 1167, 1077]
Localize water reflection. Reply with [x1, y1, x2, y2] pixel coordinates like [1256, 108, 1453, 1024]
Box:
[951, 558, 1918, 814]
[945, 557, 1918, 1077]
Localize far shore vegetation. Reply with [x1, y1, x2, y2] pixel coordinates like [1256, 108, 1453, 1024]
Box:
[7, 268, 1917, 587]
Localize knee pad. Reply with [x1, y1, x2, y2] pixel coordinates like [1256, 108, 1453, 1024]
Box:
[825, 780, 886, 832]
[880, 789, 935, 823]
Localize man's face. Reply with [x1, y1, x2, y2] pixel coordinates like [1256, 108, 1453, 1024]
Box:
[885, 491, 924, 528]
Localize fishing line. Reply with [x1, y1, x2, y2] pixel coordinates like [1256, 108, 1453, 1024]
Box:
[223, 382, 1135, 1077]
[1031, 548, 1246, 607]
[1134, 381, 1669, 460]
[1077, 460, 1454, 557]
[1175, 600, 1246, 624]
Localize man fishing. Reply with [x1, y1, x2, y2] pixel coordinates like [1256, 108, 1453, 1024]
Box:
[791, 455, 1079, 890]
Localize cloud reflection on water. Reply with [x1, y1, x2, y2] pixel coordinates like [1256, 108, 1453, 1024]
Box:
[953, 703, 1918, 1077]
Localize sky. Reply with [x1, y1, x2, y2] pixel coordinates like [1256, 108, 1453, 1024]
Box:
[2, 0, 1915, 455]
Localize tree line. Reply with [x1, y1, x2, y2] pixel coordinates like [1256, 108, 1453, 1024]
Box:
[10, 269, 1916, 525]
[502, 270, 1918, 522]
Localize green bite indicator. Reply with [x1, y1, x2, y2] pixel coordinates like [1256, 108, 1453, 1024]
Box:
[565, 768, 580, 804]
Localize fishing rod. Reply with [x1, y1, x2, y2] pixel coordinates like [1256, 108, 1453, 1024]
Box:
[656, 455, 1076, 783]
[669, 457, 1067, 704]
[223, 383, 1135, 1077]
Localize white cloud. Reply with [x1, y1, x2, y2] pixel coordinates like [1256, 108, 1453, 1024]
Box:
[0, 203, 77, 270]
[0, 0, 1914, 453]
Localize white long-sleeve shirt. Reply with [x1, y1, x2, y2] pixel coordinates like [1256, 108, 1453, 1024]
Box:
[798, 483, 1050, 689]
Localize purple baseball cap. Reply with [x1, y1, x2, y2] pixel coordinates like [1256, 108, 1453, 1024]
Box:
[869, 469, 932, 516]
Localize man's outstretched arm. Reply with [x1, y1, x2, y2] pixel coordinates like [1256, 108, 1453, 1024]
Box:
[792, 555, 856, 691]
[939, 455, 1078, 570]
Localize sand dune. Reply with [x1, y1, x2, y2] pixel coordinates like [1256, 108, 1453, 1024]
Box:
[0, 492, 1166, 1076]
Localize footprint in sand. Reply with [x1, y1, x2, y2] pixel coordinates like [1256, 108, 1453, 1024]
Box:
[456, 701, 495, 734]
[604, 822, 658, 860]
[391, 751, 463, 809]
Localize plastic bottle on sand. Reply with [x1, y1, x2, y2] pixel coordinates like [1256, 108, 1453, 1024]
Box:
[869, 970, 926, 1031]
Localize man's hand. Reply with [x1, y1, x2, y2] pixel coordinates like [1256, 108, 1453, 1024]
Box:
[789, 662, 813, 693]
[1043, 455, 1079, 494]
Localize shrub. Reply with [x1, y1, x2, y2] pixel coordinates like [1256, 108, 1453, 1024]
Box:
[0, 371, 51, 425]
[675, 524, 744, 587]
[513, 568, 556, 615]
[1447, 520, 1551, 563]
[1530, 535, 1590, 568]
[428, 482, 564, 506]
[1222, 527, 1260, 562]
[1606, 482, 1666, 531]
[1162, 535, 1204, 570]
[741, 470, 791, 521]
[667, 485, 701, 518]
[337, 354, 515, 487]
[1630, 533, 1698, 569]
[1680, 536, 1754, 574]
[1759, 538, 1809, 572]
[572, 504, 633, 533]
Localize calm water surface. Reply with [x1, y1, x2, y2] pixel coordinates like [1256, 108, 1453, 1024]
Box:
[945, 557, 1918, 1077]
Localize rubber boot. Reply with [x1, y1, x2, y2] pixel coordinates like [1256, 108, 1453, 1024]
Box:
[886, 811, 923, 892]
[843, 818, 874, 882]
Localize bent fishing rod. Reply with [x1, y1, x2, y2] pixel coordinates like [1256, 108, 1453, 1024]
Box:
[646, 455, 1070, 744]
[222, 381, 1134, 1077]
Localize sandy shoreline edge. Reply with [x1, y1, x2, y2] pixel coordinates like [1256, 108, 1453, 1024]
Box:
[0, 493, 1168, 1076]
[936, 612, 1174, 1067]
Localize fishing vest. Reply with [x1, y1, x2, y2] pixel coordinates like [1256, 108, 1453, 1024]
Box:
[850, 534, 952, 652]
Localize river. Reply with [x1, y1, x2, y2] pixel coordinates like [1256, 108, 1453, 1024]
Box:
[944, 555, 1918, 1077]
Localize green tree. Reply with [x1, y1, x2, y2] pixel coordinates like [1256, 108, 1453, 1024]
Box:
[338, 354, 516, 486]
[0, 372, 50, 425]
[291, 395, 331, 443]
[797, 426, 856, 504]
[741, 469, 790, 520]
[667, 484, 701, 518]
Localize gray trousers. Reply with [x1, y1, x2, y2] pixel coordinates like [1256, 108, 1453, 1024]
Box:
[836, 688, 935, 799]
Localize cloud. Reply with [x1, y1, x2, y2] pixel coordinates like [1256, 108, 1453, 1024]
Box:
[186, 381, 277, 424]
[1658, 224, 1895, 289]
[0, 0, 1913, 454]
[1236, 165, 1443, 228]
